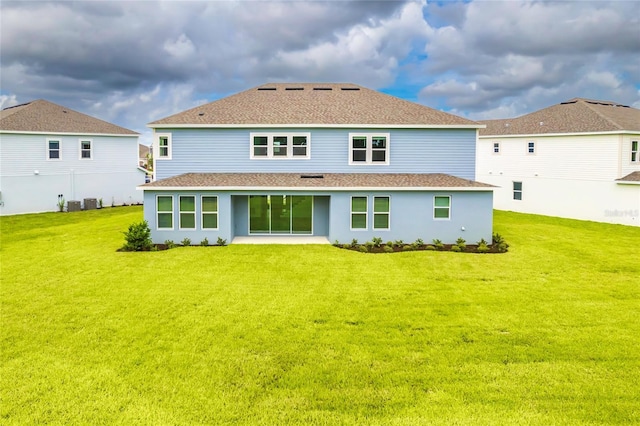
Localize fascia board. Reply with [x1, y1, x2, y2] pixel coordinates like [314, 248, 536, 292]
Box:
[138, 186, 494, 192]
[479, 130, 637, 139]
[0, 130, 139, 137]
[147, 123, 485, 130]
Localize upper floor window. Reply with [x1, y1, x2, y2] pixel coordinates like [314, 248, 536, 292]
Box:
[349, 133, 390, 165]
[79, 139, 92, 159]
[157, 133, 171, 159]
[433, 196, 451, 220]
[527, 141, 535, 154]
[47, 139, 61, 160]
[250, 133, 310, 159]
[632, 140, 638, 162]
[493, 142, 500, 154]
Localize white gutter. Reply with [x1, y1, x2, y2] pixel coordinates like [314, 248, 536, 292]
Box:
[138, 185, 494, 192]
[147, 123, 485, 130]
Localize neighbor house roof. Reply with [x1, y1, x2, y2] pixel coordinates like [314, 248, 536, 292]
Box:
[0, 99, 138, 135]
[149, 83, 481, 128]
[140, 173, 494, 190]
[480, 98, 640, 136]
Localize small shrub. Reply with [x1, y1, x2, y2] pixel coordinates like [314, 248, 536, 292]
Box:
[411, 242, 420, 250]
[350, 239, 359, 248]
[181, 237, 191, 246]
[216, 237, 227, 246]
[122, 220, 153, 251]
[425, 245, 436, 250]
[393, 240, 404, 247]
[450, 245, 461, 252]
[386, 241, 394, 248]
[359, 245, 369, 253]
[200, 237, 209, 246]
[415, 238, 424, 246]
[493, 233, 509, 253]
[372, 237, 383, 248]
[57, 196, 65, 212]
[456, 237, 466, 251]
[365, 241, 374, 250]
[342, 243, 351, 249]
[333, 240, 341, 247]
[477, 242, 490, 253]
[432, 239, 444, 250]
[402, 245, 413, 251]
[383, 246, 394, 253]
[164, 239, 177, 249]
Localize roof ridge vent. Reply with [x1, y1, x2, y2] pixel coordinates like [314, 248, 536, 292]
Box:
[285, 87, 304, 91]
[341, 87, 360, 91]
[313, 87, 332, 91]
[257, 87, 277, 91]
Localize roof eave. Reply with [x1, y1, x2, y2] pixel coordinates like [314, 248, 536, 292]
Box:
[147, 123, 484, 130]
[479, 130, 638, 138]
[0, 129, 139, 137]
[138, 185, 494, 191]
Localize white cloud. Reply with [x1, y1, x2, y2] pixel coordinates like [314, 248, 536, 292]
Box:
[163, 34, 196, 59]
[0, 94, 19, 110]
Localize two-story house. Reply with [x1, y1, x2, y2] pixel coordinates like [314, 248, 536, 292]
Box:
[477, 98, 640, 226]
[141, 83, 494, 244]
[0, 99, 144, 215]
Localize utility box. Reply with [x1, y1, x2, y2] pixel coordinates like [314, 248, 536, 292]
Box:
[67, 201, 81, 212]
[84, 198, 97, 210]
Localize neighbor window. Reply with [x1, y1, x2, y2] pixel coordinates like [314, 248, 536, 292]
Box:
[250, 133, 310, 159]
[632, 140, 638, 162]
[351, 196, 368, 230]
[527, 141, 535, 154]
[373, 196, 390, 230]
[47, 139, 61, 160]
[79, 139, 92, 159]
[157, 134, 171, 159]
[157, 195, 173, 229]
[202, 196, 218, 230]
[179, 196, 196, 229]
[493, 142, 500, 154]
[513, 181, 523, 200]
[349, 133, 390, 165]
[434, 196, 451, 219]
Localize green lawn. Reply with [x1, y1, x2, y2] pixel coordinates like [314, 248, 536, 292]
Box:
[2, 207, 639, 425]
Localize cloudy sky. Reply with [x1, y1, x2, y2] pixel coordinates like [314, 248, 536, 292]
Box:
[1, 0, 639, 144]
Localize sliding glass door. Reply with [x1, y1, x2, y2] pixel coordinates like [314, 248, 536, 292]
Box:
[249, 195, 313, 234]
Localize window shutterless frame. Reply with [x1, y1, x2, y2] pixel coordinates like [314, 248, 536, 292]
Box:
[350, 196, 368, 230]
[201, 195, 219, 230]
[631, 140, 638, 162]
[179, 195, 196, 230]
[156, 133, 172, 159]
[47, 138, 61, 160]
[373, 196, 390, 230]
[493, 142, 500, 154]
[156, 195, 174, 230]
[527, 141, 535, 154]
[513, 182, 523, 200]
[433, 195, 451, 220]
[79, 139, 92, 160]
[249, 133, 310, 159]
[348, 133, 390, 165]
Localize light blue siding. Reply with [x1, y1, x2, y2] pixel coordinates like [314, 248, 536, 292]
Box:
[144, 190, 492, 244]
[155, 128, 476, 180]
[0, 133, 143, 215]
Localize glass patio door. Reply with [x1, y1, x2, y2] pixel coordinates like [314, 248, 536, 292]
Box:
[249, 195, 312, 234]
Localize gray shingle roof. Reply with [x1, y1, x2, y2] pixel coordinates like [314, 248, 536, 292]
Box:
[480, 98, 640, 136]
[0, 99, 138, 135]
[141, 173, 494, 190]
[149, 83, 480, 127]
[617, 171, 640, 182]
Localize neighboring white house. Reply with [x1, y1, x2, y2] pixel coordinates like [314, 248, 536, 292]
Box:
[0, 99, 144, 215]
[477, 98, 640, 226]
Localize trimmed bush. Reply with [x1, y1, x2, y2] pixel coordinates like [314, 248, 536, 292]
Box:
[181, 237, 191, 247]
[383, 246, 394, 253]
[121, 220, 153, 251]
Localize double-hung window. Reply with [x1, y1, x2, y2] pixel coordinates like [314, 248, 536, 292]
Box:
[157, 134, 171, 159]
[80, 139, 92, 159]
[47, 139, 61, 160]
[157, 195, 173, 229]
[179, 196, 196, 229]
[632, 140, 638, 162]
[250, 133, 310, 159]
[513, 182, 523, 200]
[527, 141, 535, 154]
[349, 133, 390, 165]
[373, 196, 390, 230]
[493, 142, 500, 154]
[351, 196, 368, 230]
[434, 196, 451, 220]
[202, 196, 218, 230]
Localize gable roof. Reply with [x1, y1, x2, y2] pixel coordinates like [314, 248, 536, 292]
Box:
[149, 83, 480, 128]
[480, 98, 640, 136]
[140, 172, 494, 190]
[0, 99, 138, 135]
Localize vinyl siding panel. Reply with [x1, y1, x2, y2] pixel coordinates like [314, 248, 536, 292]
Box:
[154, 128, 476, 180]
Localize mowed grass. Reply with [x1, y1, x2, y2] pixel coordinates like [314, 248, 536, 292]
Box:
[1, 207, 639, 425]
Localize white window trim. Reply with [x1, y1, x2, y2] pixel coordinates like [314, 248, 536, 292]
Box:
[433, 195, 451, 221]
[350, 195, 369, 230]
[179, 195, 196, 230]
[79, 138, 92, 160]
[513, 181, 523, 201]
[527, 141, 536, 155]
[249, 132, 311, 159]
[631, 140, 638, 163]
[156, 133, 172, 160]
[373, 195, 390, 231]
[157, 195, 174, 230]
[46, 138, 61, 160]
[201, 195, 219, 230]
[348, 133, 390, 165]
[493, 141, 500, 154]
